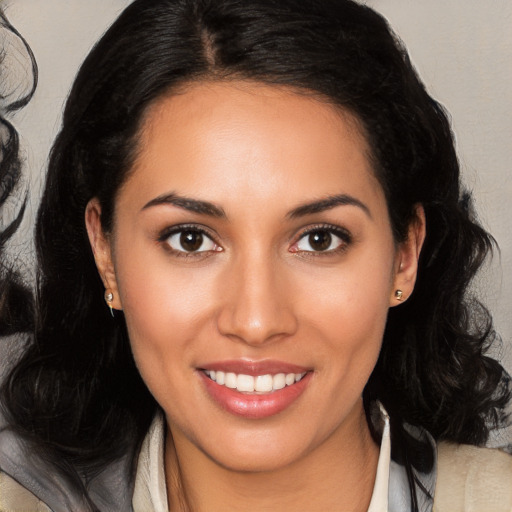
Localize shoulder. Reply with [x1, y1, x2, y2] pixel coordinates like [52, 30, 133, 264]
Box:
[0, 471, 52, 512]
[434, 441, 512, 512]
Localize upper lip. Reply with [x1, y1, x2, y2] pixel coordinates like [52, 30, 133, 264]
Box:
[198, 359, 310, 376]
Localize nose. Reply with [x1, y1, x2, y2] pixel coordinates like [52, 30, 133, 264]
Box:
[216, 251, 298, 346]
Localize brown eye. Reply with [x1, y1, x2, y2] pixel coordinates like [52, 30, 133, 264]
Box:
[308, 231, 332, 251]
[180, 230, 203, 252]
[165, 228, 218, 253]
[294, 227, 349, 253]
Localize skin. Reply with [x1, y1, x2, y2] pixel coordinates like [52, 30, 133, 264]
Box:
[86, 81, 425, 511]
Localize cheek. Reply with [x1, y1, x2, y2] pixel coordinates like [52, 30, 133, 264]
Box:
[111, 235, 218, 378]
[114, 261, 223, 420]
[297, 245, 394, 385]
[300, 241, 394, 328]
[311, 285, 388, 376]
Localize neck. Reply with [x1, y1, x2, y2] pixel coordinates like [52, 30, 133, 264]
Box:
[165, 402, 380, 512]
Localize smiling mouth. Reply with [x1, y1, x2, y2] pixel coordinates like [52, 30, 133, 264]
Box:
[202, 370, 307, 394]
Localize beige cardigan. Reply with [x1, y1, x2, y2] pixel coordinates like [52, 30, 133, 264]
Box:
[1, 442, 512, 511]
[434, 443, 512, 511]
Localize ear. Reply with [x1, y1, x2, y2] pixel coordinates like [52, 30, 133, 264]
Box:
[85, 198, 123, 311]
[389, 205, 426, 307]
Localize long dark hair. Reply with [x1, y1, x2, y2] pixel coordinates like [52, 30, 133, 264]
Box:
[1, 0, 510, 503]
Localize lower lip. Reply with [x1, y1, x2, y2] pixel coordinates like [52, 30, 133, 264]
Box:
[199, 371, 311, 419]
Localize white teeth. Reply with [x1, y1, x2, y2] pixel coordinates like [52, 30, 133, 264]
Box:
[237, 374, 255, 392]
[225, 372, 237, 389]
[205, 370, 307, 393]
[255, 374, 273, 392]
[273, 373, 286, 390]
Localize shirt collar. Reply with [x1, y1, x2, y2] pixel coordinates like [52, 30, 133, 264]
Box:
[367, 402, 391, 512]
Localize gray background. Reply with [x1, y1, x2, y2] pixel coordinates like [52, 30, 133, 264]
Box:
[4, 1, 511, 376]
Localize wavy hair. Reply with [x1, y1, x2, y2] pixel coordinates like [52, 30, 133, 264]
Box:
[1, 0, 510, 503]
[0, 8, 37, 334]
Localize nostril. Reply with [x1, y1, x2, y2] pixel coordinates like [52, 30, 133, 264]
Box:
[216, 305, 298, 346]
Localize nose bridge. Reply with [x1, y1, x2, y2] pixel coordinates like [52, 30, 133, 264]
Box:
[217, 246, 297, 345]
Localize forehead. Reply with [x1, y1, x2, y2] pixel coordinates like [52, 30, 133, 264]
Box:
[120, 80, 385, 215]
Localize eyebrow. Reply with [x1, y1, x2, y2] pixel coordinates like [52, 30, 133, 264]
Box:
[142, 192, 370, 220]
[287, 194, 372, 219]
[141, 193, 227, 218]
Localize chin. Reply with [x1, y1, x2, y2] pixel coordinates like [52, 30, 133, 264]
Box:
[210, 447, 302, 474]
[196, 424, 315, 474]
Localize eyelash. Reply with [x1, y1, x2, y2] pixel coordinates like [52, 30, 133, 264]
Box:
[291, 223, 352, 257]
[157, 223, 352, 258]
[157, 224, 220, 258]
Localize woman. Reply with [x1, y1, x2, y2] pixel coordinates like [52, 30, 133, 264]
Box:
[0, 0, 511, 511]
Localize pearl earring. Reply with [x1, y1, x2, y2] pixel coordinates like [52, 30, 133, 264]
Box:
[105, 290, 115, 317]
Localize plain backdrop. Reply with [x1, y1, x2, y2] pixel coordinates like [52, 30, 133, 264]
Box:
[4, 1, 511, 377]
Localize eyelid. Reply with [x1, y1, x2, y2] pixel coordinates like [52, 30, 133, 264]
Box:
[158, 223, 217, 243]
[157, 223, 222, 255]
[290, 223, 352, 254]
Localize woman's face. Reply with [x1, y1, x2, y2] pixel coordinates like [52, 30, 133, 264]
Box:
[87, 81, 423, 472]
